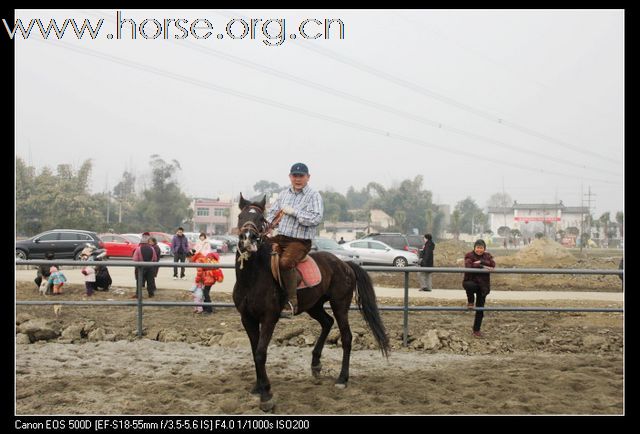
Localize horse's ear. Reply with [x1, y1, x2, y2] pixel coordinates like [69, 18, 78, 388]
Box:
[239, 193, 249, 210]
[258, 195, 266, 210]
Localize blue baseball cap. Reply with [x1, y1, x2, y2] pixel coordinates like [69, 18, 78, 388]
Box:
[290, 162, 309, 175]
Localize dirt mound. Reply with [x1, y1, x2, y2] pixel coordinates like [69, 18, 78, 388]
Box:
[435, 239, 471, 266]
[498, 238, 576, 268]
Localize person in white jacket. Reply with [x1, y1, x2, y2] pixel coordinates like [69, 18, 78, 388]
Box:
[80, 253, 96, 296]
[193, 232, 212, 256]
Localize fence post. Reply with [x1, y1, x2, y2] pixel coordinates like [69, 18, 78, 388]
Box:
[403, 270, 409, 347]
[136, 266, 143, 338]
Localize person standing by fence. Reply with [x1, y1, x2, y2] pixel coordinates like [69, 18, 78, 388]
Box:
[133, 232, 158, 298]
[171, 227, 189, 280]
[418, 233, 435, 292]
[462, 239, 495, 338]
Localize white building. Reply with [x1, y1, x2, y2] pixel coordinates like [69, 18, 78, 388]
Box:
[487, 201, 589, 240]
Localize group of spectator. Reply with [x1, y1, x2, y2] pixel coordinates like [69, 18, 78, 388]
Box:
[33, 227, 225, 314]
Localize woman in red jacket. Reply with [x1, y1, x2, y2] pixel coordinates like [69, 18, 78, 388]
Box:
[194, 252, 224, 314]
[463, 239, 495, 338]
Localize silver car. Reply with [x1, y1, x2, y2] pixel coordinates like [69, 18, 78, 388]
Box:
[311, 238, 362, 265]
[342, 239, 419, 267]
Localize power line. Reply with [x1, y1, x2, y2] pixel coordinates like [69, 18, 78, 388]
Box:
[292, 33, 621, 166]
[393, 12, 621, 125]
[36, 39, 620, 186]
[171, 40, 618, 177]
[79, 9, 619, 176]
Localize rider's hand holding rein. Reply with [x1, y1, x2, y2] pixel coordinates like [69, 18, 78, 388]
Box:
[282, 206, 297, 216]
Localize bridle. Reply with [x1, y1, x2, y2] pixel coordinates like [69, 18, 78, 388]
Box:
[237, 205, 284, 250]
[238, 205, 268, 244]
[237, 205, 285, 269]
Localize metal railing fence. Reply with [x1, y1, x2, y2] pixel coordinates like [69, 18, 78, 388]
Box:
[16, 259, 623, 346]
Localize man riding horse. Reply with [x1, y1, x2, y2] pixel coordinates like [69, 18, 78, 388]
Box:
[266, 162, 324, 318]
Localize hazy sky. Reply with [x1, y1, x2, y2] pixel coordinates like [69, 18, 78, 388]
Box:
[14, 9, 624, 217]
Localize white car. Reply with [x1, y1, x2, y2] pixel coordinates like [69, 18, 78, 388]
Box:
[156, 242, 171, 256]
[342, 239, 419, 267]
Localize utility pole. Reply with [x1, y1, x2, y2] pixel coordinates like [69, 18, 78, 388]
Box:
[105, 174, 110, 225]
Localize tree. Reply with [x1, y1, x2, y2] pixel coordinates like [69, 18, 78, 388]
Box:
[16, 158, 39, 235]
[15, 158, 109, 235]
[253, 180, 281, 200]
[449, 210, 462, 240]
[615, 211, 623, 239]
[367, 176, 434, 234]
[393, 210, 407, 233]
[320, 191, 349, 222]
[497, 226, 511, 238]
[111, 170, 137, 229]
[599, 212, 611, 246]
[346, 186, 371, 209]
[454, 197, 487, 234]
[486, 192, 512, 209]
[135, 155, 190, 232]
[431, 209, 446, 239]
[510, 228, 522, 245]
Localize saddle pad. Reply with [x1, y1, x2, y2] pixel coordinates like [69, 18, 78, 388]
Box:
[296, 255, 321, 289]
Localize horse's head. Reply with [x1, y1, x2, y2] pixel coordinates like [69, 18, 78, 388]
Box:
[237, 193, 267, 255]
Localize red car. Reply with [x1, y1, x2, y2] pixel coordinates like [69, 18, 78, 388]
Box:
[98, 233, 139, 258]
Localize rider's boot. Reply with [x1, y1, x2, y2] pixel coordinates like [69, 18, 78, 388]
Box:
[280, 268, 299, 319]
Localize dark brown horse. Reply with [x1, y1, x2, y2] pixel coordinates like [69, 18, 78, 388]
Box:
[233, 194, 390, 411]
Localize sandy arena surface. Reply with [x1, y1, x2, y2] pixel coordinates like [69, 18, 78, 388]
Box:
[15, 280, 624, 415]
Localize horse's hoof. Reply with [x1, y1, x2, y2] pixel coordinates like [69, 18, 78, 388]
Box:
[311, 364, 322, 378]
[334, 382, 347, 389]
[259, 399, 275, 412]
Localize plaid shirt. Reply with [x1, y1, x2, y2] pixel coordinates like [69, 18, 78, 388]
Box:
[266, 185, 323, 240]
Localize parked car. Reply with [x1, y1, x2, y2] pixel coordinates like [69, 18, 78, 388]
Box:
[182, 232, 201, 250]
[342, 239, 419, 267]
[361, 232, 419, 255]
[406, 234, 425, 255]
[147, 231, 174, 256]
[211, 235, 238, 253]
[121, 233, 172, 256]
[311, 237, 362, 264]
[98, 233, 138, 258]
[209, 239, 227, 253]
[121, 233, 142, 244]
[16, 229, 104, 260]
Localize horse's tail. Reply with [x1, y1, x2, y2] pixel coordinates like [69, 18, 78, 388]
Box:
[347, 261, 390, 358]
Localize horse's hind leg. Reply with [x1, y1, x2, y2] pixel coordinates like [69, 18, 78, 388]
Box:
[330, 301, 352, 388]
[306, 301, 334, 378]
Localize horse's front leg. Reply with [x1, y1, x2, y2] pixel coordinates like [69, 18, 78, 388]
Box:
[255, 317, 278, 411]
[240, 315, 261, 395]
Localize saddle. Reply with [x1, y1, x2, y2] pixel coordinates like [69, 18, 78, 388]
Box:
[270, 253, 322, 290]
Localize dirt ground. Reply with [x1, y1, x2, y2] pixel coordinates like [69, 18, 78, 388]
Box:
[15, 279, 624, 415]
